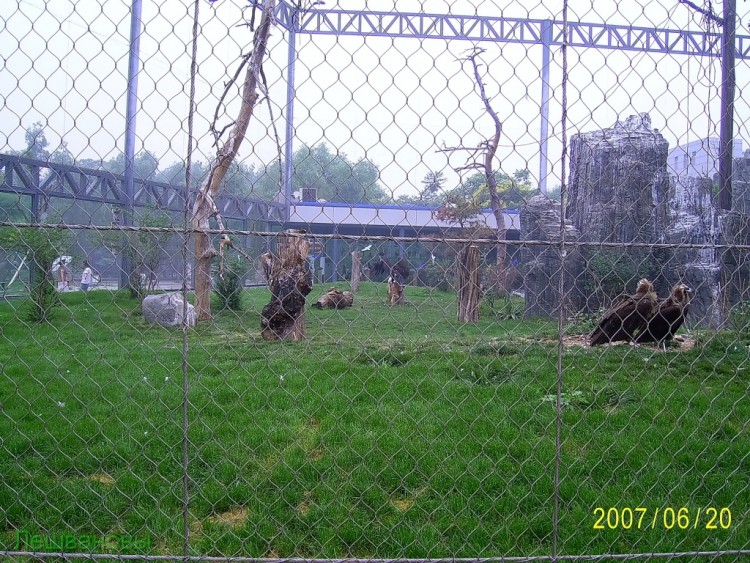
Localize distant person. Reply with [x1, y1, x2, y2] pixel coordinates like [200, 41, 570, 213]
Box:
[57, 263, 70, 292]
[80, 260, 99, 292]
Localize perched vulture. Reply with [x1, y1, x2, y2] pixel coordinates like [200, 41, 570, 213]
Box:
[634, 283, 692, 348]
[589, 279, 658, 346]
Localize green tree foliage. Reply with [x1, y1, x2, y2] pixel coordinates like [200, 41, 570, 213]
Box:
[23, 122, 50, 160]
[422, 170, 447, 195]
[253, 143, 388, 204]
[213, 253, 250, 311]
[102, 150, 160, 180]
[451, 170, 537, 210]
[397, 168, 538, 209]
[0, 194, 31, 222]
[100, 209, 174, 300]
[50, 142, 74, 166]
[396, 170, 448, 206]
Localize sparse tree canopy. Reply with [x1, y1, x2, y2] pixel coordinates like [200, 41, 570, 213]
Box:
[23, 122, 50, 160]
[254, 143, 388, 204]
[421, 170, 447, 195]
[454, 170, 537, 210]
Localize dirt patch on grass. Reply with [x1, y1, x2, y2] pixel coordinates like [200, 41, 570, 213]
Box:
[297, 500, 311, 516]
[207, 507, 249, 529]
[536, 334, 698, 350]
[308, 448, 325, 461]
[392, 498, 415, 512]
[90, 472, 115, 486]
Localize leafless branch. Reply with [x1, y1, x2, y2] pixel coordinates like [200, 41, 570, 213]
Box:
[258, 63, 284, 195]
[211, 53, 253, 144]
[436, 146, 486, 153]
[455, 163, 485, 172]
[678, 0, 724, 26]
[192, 0, 277, 320]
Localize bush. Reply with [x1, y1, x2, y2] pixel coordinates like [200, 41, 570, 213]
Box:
[100, 209, 173, 300]
[213, 254, 249, 311]
[416, 259, 454, 291]
[0, 224, 70, 322]
[585, 248, 656, 303]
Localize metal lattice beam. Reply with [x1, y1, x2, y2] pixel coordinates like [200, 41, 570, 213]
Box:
[0, 155, 286, 224]
[277, 4, 749, 59]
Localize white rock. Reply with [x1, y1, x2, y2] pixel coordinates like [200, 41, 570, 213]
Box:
[142, 293, 196, 328]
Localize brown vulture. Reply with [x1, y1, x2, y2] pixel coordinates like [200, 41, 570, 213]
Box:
[634, 283, 692, 349]
[589, 279, 658, 346]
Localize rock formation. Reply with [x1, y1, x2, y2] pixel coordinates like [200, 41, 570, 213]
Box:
[520, 195, 584, 318]
[566, 113, 668, 312]
[661, 175, 722, 326]
[142, 293, 196, 328]
[521, 113, 748, 325]
[567, 113, 670, 245]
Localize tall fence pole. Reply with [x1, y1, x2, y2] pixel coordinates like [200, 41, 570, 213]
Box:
[718, 0, 736, 211]
[538, 19, 552, 195]
[282, 7, 298, 220]
[122, 0, 143, 288]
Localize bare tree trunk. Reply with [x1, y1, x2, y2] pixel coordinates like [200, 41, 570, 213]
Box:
[457, 245, 480, 323]
[191, 0, 276, 321]
[469, 48, 507, 296]
[261, 229, 313, 340]
[350, 250, 362, 292]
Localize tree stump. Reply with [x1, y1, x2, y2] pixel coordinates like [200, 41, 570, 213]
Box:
[313, 287, 354, 309]
[387, 276, 405, 305]
[260, 230, 313, 340]
[457, 245, 480, 323]
[350, 250, 362, 292]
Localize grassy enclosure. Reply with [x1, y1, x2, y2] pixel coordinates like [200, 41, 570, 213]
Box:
[0, 282, 748, 558]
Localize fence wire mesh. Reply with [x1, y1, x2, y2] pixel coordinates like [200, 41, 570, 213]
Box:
[1, 0, 749, 560]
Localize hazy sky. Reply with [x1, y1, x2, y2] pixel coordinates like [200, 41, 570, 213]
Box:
[1, 0, 748, 200]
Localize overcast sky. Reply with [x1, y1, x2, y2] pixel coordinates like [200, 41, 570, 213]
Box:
[1, 0, 749, 200]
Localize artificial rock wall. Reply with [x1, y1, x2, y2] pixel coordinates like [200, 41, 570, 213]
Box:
[722, 151, 750, 310]
[521, 113, 750, 325]
[567, 113, 670, 245]
[520, 195, 585, 318]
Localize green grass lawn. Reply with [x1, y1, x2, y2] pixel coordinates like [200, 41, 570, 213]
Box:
[0, 282, 748, 558]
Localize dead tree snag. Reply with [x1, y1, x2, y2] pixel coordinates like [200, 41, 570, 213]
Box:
[457, 245, 480, 323]
[191, 0, 276, 321]
[261, 230, 313, 340]
[350, 250, 362, 293]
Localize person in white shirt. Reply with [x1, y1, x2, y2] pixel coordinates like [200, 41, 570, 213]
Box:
[80, 260, 97, 291]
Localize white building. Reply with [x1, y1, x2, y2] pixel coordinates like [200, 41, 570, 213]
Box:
[668, 138, 744, 179]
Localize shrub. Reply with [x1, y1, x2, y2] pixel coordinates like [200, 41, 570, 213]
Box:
[416, 259, 454, 291]
[213, 254, 249, 311]
[0, 225, 71, 322]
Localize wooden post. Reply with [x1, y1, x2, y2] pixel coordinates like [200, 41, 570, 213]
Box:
[260, 229, 313, 341]
[350, 250, 362, 292]
[457, 245, 480, 323]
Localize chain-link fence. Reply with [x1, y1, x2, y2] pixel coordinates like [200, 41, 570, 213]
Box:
[1, 0, 749, 560]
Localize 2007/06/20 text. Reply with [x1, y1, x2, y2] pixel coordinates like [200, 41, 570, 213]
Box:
[593, 507, 732, 530]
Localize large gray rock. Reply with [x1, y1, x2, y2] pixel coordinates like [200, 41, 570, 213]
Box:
[142, 293, 196, 328]
[520, 195, 585, 318]
[661, 176, 723, 326]
[566, 113, 668, 312]
[567, 113, 670, 244]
